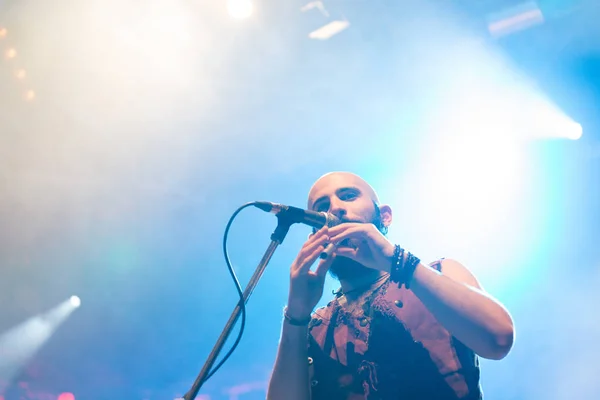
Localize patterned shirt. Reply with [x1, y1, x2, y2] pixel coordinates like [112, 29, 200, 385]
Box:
[307, 261, 483, 399]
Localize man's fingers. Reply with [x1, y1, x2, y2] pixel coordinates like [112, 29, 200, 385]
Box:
[329, 225, 363, 246]
[296, 243, 329, 274]
[308, 226, 327, 240]
[302, 233, 329, 258]
[334, 246, 357, 259]
[292, 230, 329, 272]
[326, 223, 356, 237]
[315, 253, 335, 278]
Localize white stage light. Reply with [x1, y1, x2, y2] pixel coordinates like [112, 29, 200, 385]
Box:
[70, 296, 81, 308]
[566, 122, 583, 140]
[0, 297, 80, 383]
[227, 0, 253, 19]
[529, 108, 584, 140]
[308, 20, 350, 40]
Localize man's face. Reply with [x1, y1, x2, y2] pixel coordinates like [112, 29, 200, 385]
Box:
[308, 173, 379, 224]
[308, 172, 381, 280]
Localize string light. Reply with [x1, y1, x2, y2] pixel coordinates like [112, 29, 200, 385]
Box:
[1, 36, 35, 100]
[5, 47, 16, 59]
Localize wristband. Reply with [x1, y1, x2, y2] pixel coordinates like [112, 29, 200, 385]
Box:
[283, 306, 312, 326]
[390, 244, 421, 288]
[403, 252, 421, 288]
[390, 244, 405, 284]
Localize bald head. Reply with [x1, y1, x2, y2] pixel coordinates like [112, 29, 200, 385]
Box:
[307, 172, 380, 210]
[307, 172, 392, 280]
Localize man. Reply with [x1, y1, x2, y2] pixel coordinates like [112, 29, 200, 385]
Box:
[266, 172, 515, 399]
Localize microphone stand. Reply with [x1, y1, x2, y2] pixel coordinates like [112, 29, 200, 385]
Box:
[181, 211, 296, 400]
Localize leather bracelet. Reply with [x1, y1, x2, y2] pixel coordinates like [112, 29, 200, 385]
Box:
[390, 244, 405, 284]
[390, 244, 421, 288]
[283, 306, 312, 326]
[403, 252, 421, 289]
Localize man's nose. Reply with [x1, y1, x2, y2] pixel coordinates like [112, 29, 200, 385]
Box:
[329, 200, 347, 219]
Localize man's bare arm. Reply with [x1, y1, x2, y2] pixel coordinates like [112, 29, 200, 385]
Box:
[268, 227, 333, 399]
[266, 321, 311, 400]
[409, 258, 515, 360]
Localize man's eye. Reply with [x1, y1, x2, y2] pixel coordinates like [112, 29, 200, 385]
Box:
[340, 192, 357, 200]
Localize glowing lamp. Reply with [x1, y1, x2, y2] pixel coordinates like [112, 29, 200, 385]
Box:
[566, 122, 583, 140]
[227, 0, 253, 19]
[70, 296, 81, 308]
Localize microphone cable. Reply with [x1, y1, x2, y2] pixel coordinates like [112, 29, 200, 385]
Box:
[200, 201, 258, 384]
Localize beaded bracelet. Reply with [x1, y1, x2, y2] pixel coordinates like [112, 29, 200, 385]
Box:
[390, 244, 421, 288]
[403, 252, 421, 289]
[390, 244, 405, 284]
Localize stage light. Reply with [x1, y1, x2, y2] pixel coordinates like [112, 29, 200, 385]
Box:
[227, 0, 253, 19]
[0, 298, 80, 383]
[0, 28, 7, 38]
[15, 69, 26, 79]
[308, 20, 350, 40]
[526, 101, 584, 141]
[5, 48, 16, 59]
[69, 296, 81, 308]
[565, 122, 583, 140]
[487, 2, 544, 38]
[57, 393, 75, 400]
[551, 119, 582, 140]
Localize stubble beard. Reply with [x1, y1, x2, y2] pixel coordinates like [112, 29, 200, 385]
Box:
[328, 207, 385, 281]
[328, 256, 372, 281]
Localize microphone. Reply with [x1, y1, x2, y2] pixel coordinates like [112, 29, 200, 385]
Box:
[254, 201, 341, 229]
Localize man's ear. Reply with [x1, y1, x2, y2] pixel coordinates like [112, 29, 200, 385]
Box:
[379, 204, 393, 228]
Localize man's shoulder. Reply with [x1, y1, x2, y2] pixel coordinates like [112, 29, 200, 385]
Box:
[431, 258, 483, 289]
[427, 258, 445, 272]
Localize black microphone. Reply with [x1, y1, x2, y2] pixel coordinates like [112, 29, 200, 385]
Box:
[254, 201, 341, 229]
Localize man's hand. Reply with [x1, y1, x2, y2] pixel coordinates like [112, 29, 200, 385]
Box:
[287, 227, 335, 320]
[328, 222, 396, 273]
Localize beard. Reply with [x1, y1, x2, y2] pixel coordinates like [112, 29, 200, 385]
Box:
[328, 255, 372, 280]
[328, 204, 386, 281]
